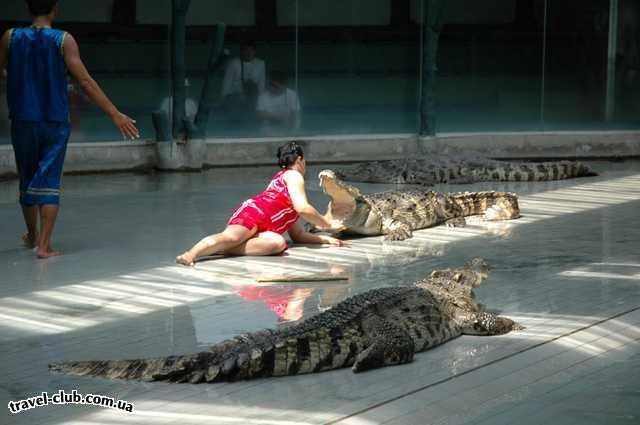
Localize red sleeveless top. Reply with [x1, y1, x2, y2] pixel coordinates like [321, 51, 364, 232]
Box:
[228, 170, 300, 234]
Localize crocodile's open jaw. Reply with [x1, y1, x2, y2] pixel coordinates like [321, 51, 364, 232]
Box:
[319, 170, 383, 235]
[319, 170, 358, 223]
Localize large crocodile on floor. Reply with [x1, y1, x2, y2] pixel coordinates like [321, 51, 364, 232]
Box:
[49, 259, 522, 383]
[318, 169, 520, 241]
[335, 156, 597, 186]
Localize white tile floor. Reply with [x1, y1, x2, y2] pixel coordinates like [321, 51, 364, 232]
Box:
[1, 161, 640, 425]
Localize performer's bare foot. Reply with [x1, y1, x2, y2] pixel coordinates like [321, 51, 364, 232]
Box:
[36, 247, 62, 259]
[22, 233, 38, 249]
[176, 252, 195, 267]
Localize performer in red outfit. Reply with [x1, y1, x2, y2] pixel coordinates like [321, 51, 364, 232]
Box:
[228, 168, 301, 234]
[176, 141, 345, 266]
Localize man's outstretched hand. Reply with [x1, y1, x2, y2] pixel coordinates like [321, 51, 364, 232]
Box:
[112, 112, 140, 140]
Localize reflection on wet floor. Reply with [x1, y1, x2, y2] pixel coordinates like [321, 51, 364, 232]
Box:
[1, 160, 640, 424]
[236, 284, 351, 324]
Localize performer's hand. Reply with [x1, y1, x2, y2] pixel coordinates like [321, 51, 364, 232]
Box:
[112, 112, 140, 140]
[321, 219, 346, 233]
[322, 236, 349, 247]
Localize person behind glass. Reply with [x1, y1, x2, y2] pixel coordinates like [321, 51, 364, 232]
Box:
[176, 141, 346, 266]
[159, 78, 198, 122]
[221, 40, 266, 113]
[0, 0, 139, 259]
[257, 71, 301, 136]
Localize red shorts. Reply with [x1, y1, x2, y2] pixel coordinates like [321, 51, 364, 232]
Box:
[228, 199, 298, 236]
[228, 200, 269, 232]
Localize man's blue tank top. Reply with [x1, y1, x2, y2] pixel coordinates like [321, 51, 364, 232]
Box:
[7, 27, 69, 122]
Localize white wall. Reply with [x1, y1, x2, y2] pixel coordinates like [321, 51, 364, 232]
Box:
[278, 0, 391, 26]
[410, 0, 516, 24]
[137, 0, 255, 25]
[0, 0, 113, 22]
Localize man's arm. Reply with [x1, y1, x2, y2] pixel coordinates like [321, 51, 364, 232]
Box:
[0, 30, 10, 77]
[63, 34, 139, 139]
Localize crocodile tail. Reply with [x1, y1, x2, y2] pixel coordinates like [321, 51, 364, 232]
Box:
[552, 161, 598, 178]
[459, 161, 597, 182]
[49, 330, 286, 384]
[49, 352, 219, 383]
[450, 191, 520, 220]
[507, 161, 594, 181]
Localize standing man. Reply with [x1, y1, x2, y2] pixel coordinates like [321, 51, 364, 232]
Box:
[0, 0, 139, 259]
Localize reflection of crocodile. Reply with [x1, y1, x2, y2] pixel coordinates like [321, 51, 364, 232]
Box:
[335, 156, 597, 186]
[49, 259, 522, 383]
[319, 170, 520, 241]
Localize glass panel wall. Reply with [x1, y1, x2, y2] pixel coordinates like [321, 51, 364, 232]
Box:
[294, 0, 421, 136]
[542, 0, 610, 129]
[180, 0, 297, 138]
[615, 0, 640, 128]
[434, 0, 545, 132]
[2, 0, 640, 143]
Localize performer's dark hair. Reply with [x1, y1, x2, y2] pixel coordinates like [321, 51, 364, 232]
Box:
[26, 0, 58, 16]
[277, 141, 304, 169]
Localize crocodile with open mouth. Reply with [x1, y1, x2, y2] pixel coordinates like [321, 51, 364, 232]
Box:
[318, 170, 520, 241]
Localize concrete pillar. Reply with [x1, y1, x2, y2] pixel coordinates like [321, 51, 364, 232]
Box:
[192, 24, 227, 139]
[171, 0, 190, 139]
[605, 0, 619, 121]
[419, 0, 446, 136]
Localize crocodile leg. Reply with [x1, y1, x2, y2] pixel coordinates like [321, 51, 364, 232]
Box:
[460, 312, 524, 336]
[444, 217, 466, 227]
[483, 197, 521, 220]
[382, 218, 413, 241]
[352, 316, 415, 373]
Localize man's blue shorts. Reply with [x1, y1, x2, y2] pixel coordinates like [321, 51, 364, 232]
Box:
[11, 121, 71, 206]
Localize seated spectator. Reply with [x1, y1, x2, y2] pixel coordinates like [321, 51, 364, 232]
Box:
[221, 41, 265, 113]
[257, 71, 301, 136]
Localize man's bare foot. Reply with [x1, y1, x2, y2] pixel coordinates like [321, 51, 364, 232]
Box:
[36, 247, 62, 259]
[176, 252, 195, 267]
[22, 233, 38, 249]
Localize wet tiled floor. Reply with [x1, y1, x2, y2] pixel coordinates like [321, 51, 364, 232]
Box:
[1, 161, 640, 424]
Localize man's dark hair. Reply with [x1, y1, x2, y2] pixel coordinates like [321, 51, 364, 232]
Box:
[26, 0, 58, 16]
[269, 70, 288, 85]
[277, 141, 304, 169]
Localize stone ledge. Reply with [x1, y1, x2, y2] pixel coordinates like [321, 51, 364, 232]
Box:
[0, 141, 157, 179]
[1, 131, 640, 179]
